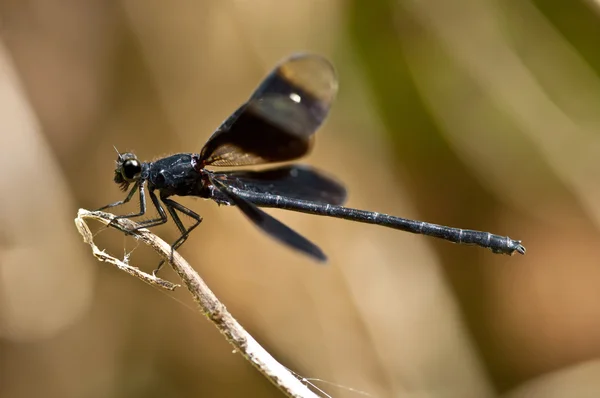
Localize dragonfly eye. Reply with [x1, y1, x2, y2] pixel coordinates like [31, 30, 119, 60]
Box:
[122, 159, 142, 181]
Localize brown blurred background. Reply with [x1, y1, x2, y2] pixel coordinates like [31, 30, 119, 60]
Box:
[1, 0, 600, 397]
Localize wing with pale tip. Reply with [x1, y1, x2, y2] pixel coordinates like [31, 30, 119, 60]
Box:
[199, 54, 338, 167]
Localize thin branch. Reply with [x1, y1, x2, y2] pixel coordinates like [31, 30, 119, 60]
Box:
[74, 208, 319, 398]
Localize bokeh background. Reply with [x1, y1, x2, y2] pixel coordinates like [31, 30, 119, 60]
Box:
[2, 0, 600, 397]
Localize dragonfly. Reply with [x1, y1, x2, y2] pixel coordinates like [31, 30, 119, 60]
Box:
[97, 53, 526, 274]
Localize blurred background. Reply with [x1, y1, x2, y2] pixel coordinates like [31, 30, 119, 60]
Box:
[1, 0, 600, 397]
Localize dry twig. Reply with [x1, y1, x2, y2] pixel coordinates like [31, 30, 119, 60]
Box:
[74, 208, 319, 398]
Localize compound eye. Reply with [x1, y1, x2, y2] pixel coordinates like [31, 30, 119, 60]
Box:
[122, 159, 142, 181]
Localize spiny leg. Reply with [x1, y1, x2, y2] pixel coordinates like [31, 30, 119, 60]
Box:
[152, 197, 203, 276]
[97, 182, 140, 212]
[128, 188, 168, 231]
[96, 182, 147, 230]
[100, 183, 168, 237]
[164, 199, 203, 252]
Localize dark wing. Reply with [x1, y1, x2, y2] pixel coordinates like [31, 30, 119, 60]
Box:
[212, 165, 347, 205]
[198, 54, 338, 167]
[210, 177, 326, 262]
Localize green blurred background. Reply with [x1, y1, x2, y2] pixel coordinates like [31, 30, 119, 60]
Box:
[1, 0, 600, 397]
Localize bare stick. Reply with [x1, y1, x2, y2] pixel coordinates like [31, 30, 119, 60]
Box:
[75, 208, 319, 398]
[75, 212, 180, 291]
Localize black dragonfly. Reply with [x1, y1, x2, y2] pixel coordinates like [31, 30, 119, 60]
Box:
[98, 53, 526, 274]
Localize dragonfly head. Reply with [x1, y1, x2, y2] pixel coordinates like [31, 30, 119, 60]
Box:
[113, 148, 143, 191]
